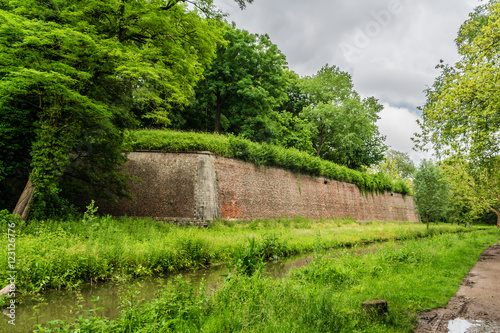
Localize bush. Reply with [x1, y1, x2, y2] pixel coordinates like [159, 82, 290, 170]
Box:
[226, 238, 266, 278]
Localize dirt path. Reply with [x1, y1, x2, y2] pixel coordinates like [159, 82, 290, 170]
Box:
[414, 242, 500, 333]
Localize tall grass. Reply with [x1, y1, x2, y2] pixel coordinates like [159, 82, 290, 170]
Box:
[125, 129, 411, 194]
[0, 210, 473, 294]
[34, 229, 500, 332]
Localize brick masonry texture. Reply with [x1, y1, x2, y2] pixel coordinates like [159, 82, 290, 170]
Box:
[98, 152, 419, 223]
[98, 152, 198, 218]
[215, 157, 418, 222]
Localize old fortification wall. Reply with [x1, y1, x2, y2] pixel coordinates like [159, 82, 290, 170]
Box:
[98, 152, 198, 218]
[98, 152, 419, 223]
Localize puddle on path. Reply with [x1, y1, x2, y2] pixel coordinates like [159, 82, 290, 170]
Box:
[447, 318, 482, 333]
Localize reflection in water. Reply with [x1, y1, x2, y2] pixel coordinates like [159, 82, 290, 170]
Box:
[0, 253, 314, 332]
[447, 318, 482, 333]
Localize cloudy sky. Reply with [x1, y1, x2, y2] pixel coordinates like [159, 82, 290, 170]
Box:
[213, 0, 481, 162]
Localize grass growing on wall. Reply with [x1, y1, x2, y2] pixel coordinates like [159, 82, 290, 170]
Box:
[0, 209, 474, 295]
[34, 229, 500, 332]
[125, 130, 411, 195]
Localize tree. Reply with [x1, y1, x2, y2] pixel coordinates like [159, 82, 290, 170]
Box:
[238, 110, 315, 154]
[413, 160, 451, 229]
[416, 1, 500, 227]
[440, 157, 494, 225]
[300, 65, 387, 170]
[275, 70, 310, 117]
[172, 23, 289, 137]
[0, 0, 252, 217]
[0, 100, 35, 210]
[372, 149, 416, 187]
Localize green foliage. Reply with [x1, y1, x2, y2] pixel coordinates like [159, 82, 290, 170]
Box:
[178, 238, 211, 266]
[239, 111, 315, 154]
[34, 228, 500, 332]
[0, 209, 17, 228]
[274, 70, 310, 116]
[260, 233, 290, 261]
[126, 129, 409, 195]
[125, 129, 232, 156]
[300, 65, 387, 169]
[35, 276, 209, 333]
[371, 149, 416, 188]
[226, 238, 266, 279]
[416, 1, 500, 226]
[413, 160, 451, 226]
[441, 157, 500, 226]
[83, 200, 98, 225]
[0, 101, 34, 210]
[289, 255, 353, 287]
[29, 190, 77, 221]
[416, 1, 500, 163]
[0, 216, 466, 294]
[0, 0, 228, 214]
[169, 23, 289, 137]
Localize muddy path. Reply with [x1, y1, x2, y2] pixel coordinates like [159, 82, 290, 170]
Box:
[414, 242, 500, 333]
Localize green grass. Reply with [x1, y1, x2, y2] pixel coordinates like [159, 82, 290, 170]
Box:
[0, 209, 478, 294]
[125, 129, 411, 194]
[34, 229, 500, 332]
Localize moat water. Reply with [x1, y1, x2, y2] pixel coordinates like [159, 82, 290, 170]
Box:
[0, 251, 316, 332]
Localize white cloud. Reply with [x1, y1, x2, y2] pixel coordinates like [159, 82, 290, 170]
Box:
[377, 104, 431, 163]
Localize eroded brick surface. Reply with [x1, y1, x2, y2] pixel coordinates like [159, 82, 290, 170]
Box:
[98, 152, 197, 218]
[215, 157, 418, 222]
[99, 152, 419, 222]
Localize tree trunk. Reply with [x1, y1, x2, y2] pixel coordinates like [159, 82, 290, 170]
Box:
[315, 128, 326, 157]
[214, 92, 223, 133]
[486, 204, 500, 228]
[12, 179, 36, 222]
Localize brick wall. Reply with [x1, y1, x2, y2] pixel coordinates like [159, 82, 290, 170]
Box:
[98, 152, 419, 223]
[98, 152, 198, 218]
[215, 157, 418, 222]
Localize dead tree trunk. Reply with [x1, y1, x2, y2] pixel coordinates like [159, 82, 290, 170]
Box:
[12, 179, 36, 222]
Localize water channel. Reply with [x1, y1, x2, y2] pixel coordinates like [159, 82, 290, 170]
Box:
[1, 251, 316, 332]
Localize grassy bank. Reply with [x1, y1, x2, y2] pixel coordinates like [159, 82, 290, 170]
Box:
[34, 229, 500, 332]
[125, 129, 411, 194]
[0, 210, 477, 294]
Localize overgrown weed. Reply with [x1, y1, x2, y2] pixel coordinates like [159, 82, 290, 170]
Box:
[34, 229, 500, 332]
[0, 211, 482, 294]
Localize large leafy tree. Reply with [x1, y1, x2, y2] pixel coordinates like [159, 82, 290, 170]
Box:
[0, 0, 250, 215]
[300, 65, 387, 170]
[173, 23, 289, 137]
[440, 157, 497, 225]
[416, 1, 500, 227]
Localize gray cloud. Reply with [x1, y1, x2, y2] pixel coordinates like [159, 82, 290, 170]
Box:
[213, 0, 481, 161]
